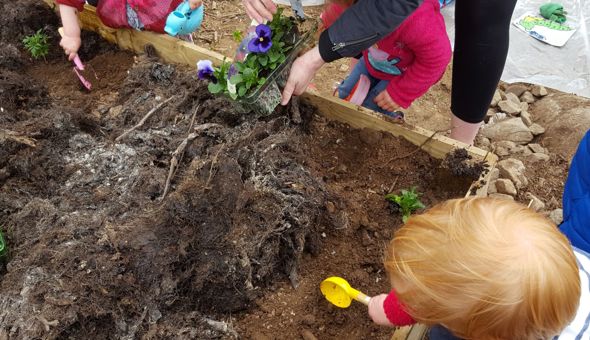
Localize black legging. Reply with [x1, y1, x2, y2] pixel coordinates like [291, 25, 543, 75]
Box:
[451, 0, 518, 123]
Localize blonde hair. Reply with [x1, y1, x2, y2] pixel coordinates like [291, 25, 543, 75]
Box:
[385, 197, 580, 340]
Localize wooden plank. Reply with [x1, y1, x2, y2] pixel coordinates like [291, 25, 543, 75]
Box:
[302, 91, 492, 160]
[43, 0, 497, 196]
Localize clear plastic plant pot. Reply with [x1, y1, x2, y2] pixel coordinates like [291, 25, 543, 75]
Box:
[234, 20, 317, 116]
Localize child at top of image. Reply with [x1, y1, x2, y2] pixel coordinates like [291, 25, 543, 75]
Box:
[56, 0, 203, 60]
[321, 0, 451, 120]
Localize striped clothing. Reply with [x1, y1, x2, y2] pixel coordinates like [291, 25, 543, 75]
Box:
[557, 247, 590, 340]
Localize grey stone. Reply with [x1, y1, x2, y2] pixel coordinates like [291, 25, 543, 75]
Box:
[529, 123, 546, 136]
[486, 108, 496, 120]
[505, 84, 528, 97]
[495, 140, 517, 150]
[528, 143, 546, 154]
[489, 193, 515, 201]
[491, 90, 502, 107]
[482, 118, 534, 144]
[525, 192, 545, 211]
[526, 153, 550, 163]
[489, 167, 500, 181]
[495, 146, 511, 157]
[505, 92, 521, 104]
[478, 137, 491, 150]
[496, 178, 517, 196]
[549, 209, 564, 225]
[522, 147, 533, 156]
[520, 111, 533, 127]
[498, 158, 528, 188]
[520, 102, 529, 112]
[499, 89, 507, 100]
[487, 181, 497, 194]
[520, 91, 535, 104]
[531, 85, 548, 97]
[498, 100, 522, 115]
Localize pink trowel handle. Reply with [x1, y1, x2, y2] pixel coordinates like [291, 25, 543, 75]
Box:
[72, 55, 85, 70]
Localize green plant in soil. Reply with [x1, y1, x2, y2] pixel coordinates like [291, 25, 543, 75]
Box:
[197, 8, 295, 100]
[0, 228, 7, 262]
[22, 29, 50, 59]
[385, 187, 426, 223]
[232, 29, 243, 43]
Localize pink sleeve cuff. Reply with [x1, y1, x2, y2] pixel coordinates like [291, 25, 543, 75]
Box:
[386, 84, 412, 109]
[383, 290, 416, 326]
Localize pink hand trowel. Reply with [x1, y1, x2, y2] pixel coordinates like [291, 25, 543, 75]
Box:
[58, 27, 96, 91]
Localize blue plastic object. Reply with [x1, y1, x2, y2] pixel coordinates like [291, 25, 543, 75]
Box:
[165, 1, 204, 36]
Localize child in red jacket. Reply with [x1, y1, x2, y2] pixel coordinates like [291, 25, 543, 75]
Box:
[57, 0, 202, 60]
[322, 0, 451, 119]
[370, 197, 588, 339]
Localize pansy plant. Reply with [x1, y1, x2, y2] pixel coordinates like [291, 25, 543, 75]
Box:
[197, 8, 296, 100]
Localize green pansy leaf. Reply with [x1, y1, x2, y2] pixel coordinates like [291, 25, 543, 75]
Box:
[208, 82, 224, 94]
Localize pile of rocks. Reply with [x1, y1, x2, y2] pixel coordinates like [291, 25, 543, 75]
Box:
[477, 84, 563, 225]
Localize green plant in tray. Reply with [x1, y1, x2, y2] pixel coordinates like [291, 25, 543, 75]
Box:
[196, 8, 296, 100]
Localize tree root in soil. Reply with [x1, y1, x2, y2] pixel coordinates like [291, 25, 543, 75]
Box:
[160, 121, 222, 200]
[115, 95, 176, 142]
[0, 128, 37, 147]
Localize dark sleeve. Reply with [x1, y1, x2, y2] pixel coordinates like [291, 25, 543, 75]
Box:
[450, 0, 517, 123]
[318, 0, 423, 62]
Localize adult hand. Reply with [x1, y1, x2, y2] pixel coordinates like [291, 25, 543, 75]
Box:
[242, 0, 277, 23]
[60, 35, 81, 61]
[368, 294, 394, 327]
[281, 46, 325, 105]
[374, 90, 400, 112]
[189, 0, 203, 9]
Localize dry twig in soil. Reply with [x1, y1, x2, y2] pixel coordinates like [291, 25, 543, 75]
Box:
[0, 128, 37, 147]
[115, 95, 176, 142]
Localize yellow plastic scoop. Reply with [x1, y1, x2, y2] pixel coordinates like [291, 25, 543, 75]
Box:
[320, 276, 371, 308]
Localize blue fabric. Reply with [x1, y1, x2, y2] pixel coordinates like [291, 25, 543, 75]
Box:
[337, 57, 401, 118]
[560, 130, 590, 253]
[429, 325, 462, 340]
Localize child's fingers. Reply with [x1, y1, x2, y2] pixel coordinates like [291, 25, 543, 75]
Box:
[189, 0, 202, 9]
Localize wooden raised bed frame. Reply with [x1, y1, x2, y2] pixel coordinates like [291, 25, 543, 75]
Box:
[42, 1, 497, 337]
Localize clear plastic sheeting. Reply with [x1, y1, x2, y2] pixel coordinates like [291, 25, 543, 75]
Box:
[441, 0, 590, 97]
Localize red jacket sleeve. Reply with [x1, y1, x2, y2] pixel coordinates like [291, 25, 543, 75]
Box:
[383, 289, 416, 326]
[320, 3, 347, 29]
[386, 13, 451, 108]
[56, 0, 85, 11]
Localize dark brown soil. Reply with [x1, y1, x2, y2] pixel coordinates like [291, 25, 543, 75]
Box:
[0, 1, 476, 339]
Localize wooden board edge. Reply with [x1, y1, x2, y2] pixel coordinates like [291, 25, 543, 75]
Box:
[301, 91, 491, 161]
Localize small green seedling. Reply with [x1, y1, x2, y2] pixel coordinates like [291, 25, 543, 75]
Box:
[0, 228, 7, 262]
[232, 30, 243, 43]
[22, 29, 50, 59]
[385, 187, 426, 223]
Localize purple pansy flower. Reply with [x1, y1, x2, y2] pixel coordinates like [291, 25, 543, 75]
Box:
[197, 60, 216, 82]
[228, 64, 237, 78]
[248, 24, 272, 53]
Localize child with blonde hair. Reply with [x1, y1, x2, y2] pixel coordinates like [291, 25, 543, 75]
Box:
[368, 197, 589, 339]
